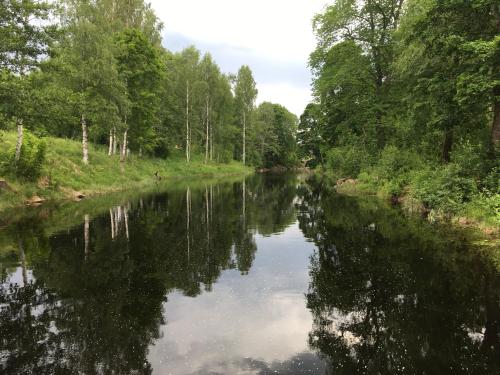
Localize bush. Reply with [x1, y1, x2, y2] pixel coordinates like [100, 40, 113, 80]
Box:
[409, 163, 477, 213]
[480, 167, 499, 195]
[1, 131, 46, 181]
[366, 146, 422, 196]
[375, 146, 421, 180]
[326, 146, 372, 177]
[450, 139, 488, 179]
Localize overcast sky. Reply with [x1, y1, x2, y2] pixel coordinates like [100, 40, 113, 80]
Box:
[148, 0, 327, 117]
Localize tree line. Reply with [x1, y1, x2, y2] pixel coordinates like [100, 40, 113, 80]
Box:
[300, 0, 499, 217]
[0, 0, 298, 171]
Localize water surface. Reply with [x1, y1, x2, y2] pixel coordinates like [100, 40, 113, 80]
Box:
[0, 174, 498, 374]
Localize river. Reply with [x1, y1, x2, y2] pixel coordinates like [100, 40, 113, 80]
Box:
[0, 174, 498, 374]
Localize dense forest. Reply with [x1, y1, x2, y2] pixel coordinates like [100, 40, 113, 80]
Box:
[300, 0, 499, 223]
[0, 0, 298, 174]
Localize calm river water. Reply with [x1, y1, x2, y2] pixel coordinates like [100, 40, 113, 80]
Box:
[0, 174, 498, 374]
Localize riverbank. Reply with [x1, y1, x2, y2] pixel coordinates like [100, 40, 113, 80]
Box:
[0, 131, 252, 213]
[315, 171, 499, 238]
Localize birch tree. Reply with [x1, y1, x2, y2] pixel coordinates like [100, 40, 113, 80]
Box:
[234, 66, 257, 165]
[174, 47, 200, 162]
[114, 29, 163, 159]
[0, 0, 53, 163]
[52, 0, 127, 165]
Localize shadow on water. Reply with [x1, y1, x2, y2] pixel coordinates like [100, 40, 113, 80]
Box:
[0, 173, 498, 374]
[297, 176, 500, 375]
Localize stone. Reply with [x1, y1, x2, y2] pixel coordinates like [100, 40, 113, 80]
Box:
[26, 195, 45, 205]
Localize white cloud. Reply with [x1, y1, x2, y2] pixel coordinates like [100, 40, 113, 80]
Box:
[147, 223, 320, 374]
[148, 0, 327, 116]
[257, 82, 312, 118]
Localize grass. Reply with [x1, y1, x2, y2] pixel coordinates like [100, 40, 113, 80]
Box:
[317, 166, 499, 238]
[0, 131, 252, 212]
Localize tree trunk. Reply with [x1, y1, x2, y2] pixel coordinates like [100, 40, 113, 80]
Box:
[186, 81, 190, 163]
[81, 114, 89, 165]
[442, 127, 453, 163]
[242, 111, 246, 165]
[14, 118, 24, 163]
[120, 128, 128, 162]
[108, 128, 114, 156]
[113, 129, 118, 155]
[210, 120, 215, 161]
[205, 97, 209, 163]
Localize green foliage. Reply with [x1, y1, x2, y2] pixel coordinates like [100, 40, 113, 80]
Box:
[0, 130, 251, 212]
[0, 0, 54, 74]
[449, 139, 489, 179]
[252, 102, 298, 168]
[306, 0, 499, 223]
[0, 131, 46, 181]
[325, 146, 372, 178]
[375, 146, 421, 180]
[114, 28, 164, 153]
[466, 193, 500, 226]
[409, 164, 477, 214]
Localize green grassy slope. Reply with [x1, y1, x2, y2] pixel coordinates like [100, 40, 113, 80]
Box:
[0, 131, 252, 211]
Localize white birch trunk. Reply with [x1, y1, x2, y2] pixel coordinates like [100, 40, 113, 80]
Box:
[210, 120, 214, 161]
[120, 128, 128, 162]
[113, 129, 118, 155]
[15, 119, 24, 163]
[81, 114, 89, 165]
[108, 128, 114, 156]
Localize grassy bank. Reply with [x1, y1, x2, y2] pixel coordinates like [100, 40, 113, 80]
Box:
[0, 131, 252, 212]
[317, 167, 499, 237]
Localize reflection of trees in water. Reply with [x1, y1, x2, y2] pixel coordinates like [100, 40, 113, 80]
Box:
[0, 175, 298, 373]
[297, 178, 500, 374]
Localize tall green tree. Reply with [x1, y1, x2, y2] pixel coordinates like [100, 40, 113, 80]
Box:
[50, 0, 128, 164]
[0, 0, 54, 163]
[114, 28, 164, 160]
[234, 65, 257, 165]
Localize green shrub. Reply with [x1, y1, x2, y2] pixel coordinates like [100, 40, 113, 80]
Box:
[375, 146, 421, 180]
[450, 139, 488, 179]
[480, 167, 499, 195]
[366, 146, 422, 196]
[1, 131, 47, 181]
[467, 193, 500, 225]
[409, 163, 477, 213]
[326, 146, 372, 177]
[219, 148, 234, 164]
